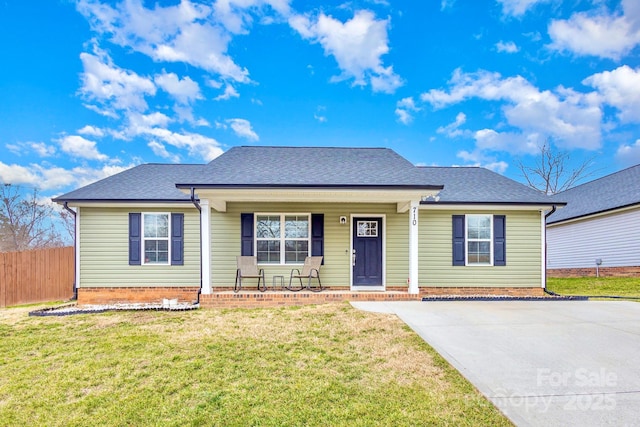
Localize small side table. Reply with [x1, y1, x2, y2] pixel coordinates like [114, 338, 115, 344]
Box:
[272, 275, 285, 291]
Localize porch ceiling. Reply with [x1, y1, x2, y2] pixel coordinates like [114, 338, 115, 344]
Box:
[186, 188, 440, 212]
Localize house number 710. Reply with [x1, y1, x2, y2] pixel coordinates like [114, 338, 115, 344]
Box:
[412, 207, 417, 226]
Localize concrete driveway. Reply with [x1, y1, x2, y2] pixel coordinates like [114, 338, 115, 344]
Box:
[351, 300, 640, 427]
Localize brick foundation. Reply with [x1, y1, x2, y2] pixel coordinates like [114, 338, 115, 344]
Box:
[548, 266, 640, 278]
[78, 286, 545, 308]
[78, 287, 200, 305]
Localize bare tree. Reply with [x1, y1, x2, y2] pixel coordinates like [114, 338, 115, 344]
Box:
[59, 208, 76, 243]
[518, 140, 595, 195]
[0, 184, 64, 252]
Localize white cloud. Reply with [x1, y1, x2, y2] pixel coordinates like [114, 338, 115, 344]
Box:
[80, 48, 156, 114]
[0, 161, 132, 191]
[148, 140, 181, 163]
[483, 161, 509, 173]
[548, 3, 640, 60]
[290, 10, 403, 93]
[226, 118, 259, 141]
[213, 0, 291, 34]
[456, 150, 509, 173]
[583, 65, 640, 123]
[77, 125, 105, 137]
[138, 127, 224, 161]
[421, 68, 602, 151]
[58, 135, 108, 161]
[31, 142, 57, 157]
[207, 79, 223, 89]
[497, 0, 548, 17]
[214, 84, 240, 101]
[473, 129, 539, 154]
[314, 114, 327, 123]
[154, 71, 202, 104]
[440, 0, 456, 11]
[0, 162, 41, 187]
[437, 112, 467, 137]
[314, 105, 327, 123]
[117, 112, 173, 141]
[395, 97, 420, 125]
[77, 0, 252, 82]
[615, 139, 640, 167]
[6, 141, 56, 157]
[495, 40, 519, 53]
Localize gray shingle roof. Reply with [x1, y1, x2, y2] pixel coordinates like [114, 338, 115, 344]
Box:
[53, 164, 205, 202]
[547, 164, 640, 224]
[54, 146, 560, 205]
[418, 166, 559, 205]
[179, 146, 440, 188]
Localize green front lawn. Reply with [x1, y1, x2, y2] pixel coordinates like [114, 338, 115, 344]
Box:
[547, 276, 640, 297]
[0, 303, 510, 426]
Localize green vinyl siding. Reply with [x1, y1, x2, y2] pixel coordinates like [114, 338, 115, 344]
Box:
[210, 202, 409, 289]
[79, 207, 200, 288]
[419, 210, 542, 287]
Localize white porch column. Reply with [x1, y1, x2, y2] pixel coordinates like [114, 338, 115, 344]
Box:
[200, 199, 212, 295]
[408, 200, 419, 294]
[75, 206, 81, 290]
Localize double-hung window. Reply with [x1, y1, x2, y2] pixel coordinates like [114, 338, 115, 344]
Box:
[143, 213, 170, 264]
[466, 214, 492, 265]
[256, 214, 310, 264]
[453, 214, 506, 267]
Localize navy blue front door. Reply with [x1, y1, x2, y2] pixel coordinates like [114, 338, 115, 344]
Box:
[352, 217, 383, 286]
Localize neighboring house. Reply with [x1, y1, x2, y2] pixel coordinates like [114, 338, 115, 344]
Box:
[547, 164, 640, 277]
[54, 146, 558, 305]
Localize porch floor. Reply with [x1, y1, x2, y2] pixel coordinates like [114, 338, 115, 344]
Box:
[198, 286, 546, 308]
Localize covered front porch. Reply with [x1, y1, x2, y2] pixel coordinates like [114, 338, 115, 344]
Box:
[190, 187, 439, 296]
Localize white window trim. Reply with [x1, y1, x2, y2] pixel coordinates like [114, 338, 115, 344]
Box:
[142, 212, 171, 266]
[465, 214, 493, 266]
[255, 213, 311, 265]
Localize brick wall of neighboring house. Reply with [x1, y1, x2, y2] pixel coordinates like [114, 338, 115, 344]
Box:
[77, 287, 200, 305]
[548, 266, 640, 278]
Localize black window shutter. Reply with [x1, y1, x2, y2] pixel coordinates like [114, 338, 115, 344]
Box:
[493, 215, 506, 266]
[240, 213, 254, 256]
[171, 213, 184, 266]
[311, 214, 324, 264]
[452, 215, 465, 266]
[129, 213, 141, 265]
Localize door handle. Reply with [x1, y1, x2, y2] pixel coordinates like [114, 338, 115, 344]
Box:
[352, 249, 356, 266]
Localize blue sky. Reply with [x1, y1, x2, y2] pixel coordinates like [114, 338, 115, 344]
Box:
[1, 0, 639, 198]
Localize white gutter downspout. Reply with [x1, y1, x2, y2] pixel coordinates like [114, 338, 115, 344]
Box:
[190, 188, 211, 296]
[543, 205, 557, 292]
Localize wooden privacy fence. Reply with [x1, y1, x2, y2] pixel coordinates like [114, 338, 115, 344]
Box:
[0, 247, 74, 307]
